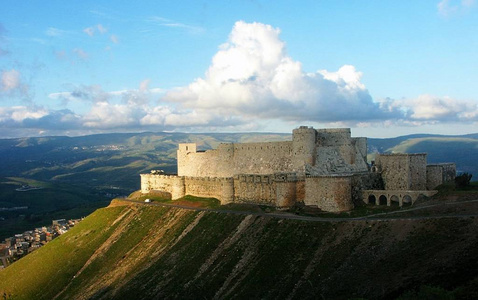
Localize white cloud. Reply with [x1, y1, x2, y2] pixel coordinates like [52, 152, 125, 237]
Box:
[3, 21, 478, 137]
[438, 0, 475, 17]
[83, 27, 95, 37]
[73, 48, 88, 60]
[110, 34, 119, 44]
[45, 27, 69, 37]
[97, 24, 107, 34]
[0, 69, 29, 99]
[83, 24, 107, 37]
[164, 21, 392, 123]
[1, 69, 20, 91]
[399, 94, 478, 122]
[148, 16, 205, 34]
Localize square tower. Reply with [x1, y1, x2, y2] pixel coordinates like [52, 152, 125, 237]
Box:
[375, 153, 427, 190]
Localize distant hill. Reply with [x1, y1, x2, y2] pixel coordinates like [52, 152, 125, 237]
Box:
[0, 201, 477, 299]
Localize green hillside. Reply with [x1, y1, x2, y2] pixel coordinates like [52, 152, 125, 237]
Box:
[1, 200, 477, 299]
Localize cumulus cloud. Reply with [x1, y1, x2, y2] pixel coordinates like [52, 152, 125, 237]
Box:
[164, 21, 396, 123]
[398, 94, 478, 122]
[3, 21, 477, 137]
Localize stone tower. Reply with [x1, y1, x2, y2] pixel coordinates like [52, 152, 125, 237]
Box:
[292, 126, 317, 173]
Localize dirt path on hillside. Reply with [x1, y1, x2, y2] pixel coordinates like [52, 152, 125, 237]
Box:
[118, 199, 478, 223]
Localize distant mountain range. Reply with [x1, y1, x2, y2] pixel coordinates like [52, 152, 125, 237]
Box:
[1, 131, 476, 194]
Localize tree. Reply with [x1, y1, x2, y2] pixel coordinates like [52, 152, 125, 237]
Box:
[455, 173, 472, 188]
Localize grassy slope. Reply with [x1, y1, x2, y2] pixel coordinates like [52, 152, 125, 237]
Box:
[1, 201, 477, 300]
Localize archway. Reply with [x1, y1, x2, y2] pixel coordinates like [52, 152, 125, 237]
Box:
[402, 195, 413, 207]
[368, 194, 377, 205]
[379, 195, 387, 205]
[390, 195, 400, 207]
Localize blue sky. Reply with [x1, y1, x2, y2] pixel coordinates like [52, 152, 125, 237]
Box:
[1, 0, 477, 138]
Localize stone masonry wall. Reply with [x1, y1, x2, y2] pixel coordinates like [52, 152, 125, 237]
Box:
[376, 154, 410, 190]
[409, 154, 427, 190]
[184, 177, 234, 204]
[304, 176, 353, 212]
[178, 141, 294, 177]
[140, 174, 185, 199]
[376, 153, 427, 191]
[426, 163, 456, 190]
[233, 174, 276, 205]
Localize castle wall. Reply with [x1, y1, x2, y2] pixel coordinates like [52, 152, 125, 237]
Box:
[141, 126, 448, 212]
[426, 163, 456, 189]
[409, 154, 427, 190]
[304, 176, 353, 212]
[376, 153, 427, 191]
[376, 154, 409, 190]
[353, 137, 368, 163]
[140, 174, 185, 199]
[178, 141, 295, 177]
[351, 172, 384, 204]
[232, 141, 294, 175]
[233, 174, 276, 205]
[292, 126, 316, 172]
[184, 177, 234, 204]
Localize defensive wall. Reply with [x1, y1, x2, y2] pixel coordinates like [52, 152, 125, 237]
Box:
[177, 127, 368, 178]
[304, 175, 354, 211]
[426, 163, 456, 190]
[141, 126, 456, 212]
[375, 153, 427, 190]
[141, 172, 356, 210]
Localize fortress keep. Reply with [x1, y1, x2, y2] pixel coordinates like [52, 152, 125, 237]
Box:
[141, 127, 456, 212]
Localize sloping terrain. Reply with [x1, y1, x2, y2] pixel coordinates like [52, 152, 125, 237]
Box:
[1, 200, 477, 300]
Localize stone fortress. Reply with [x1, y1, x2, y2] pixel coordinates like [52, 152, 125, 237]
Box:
[141, 126, 456, 212]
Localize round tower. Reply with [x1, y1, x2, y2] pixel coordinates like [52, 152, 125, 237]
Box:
[292, 126, 317, 172]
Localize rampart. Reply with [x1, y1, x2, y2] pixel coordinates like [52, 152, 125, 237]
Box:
[178, 141, 295, 177]
[304, 175, 354, 211]
[426, 163, 457, 190]
[184, 177, 234, 204]
[140, 174, 185, 200]
[375, 153, 427, 190]
[140, 126, 456, 213]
